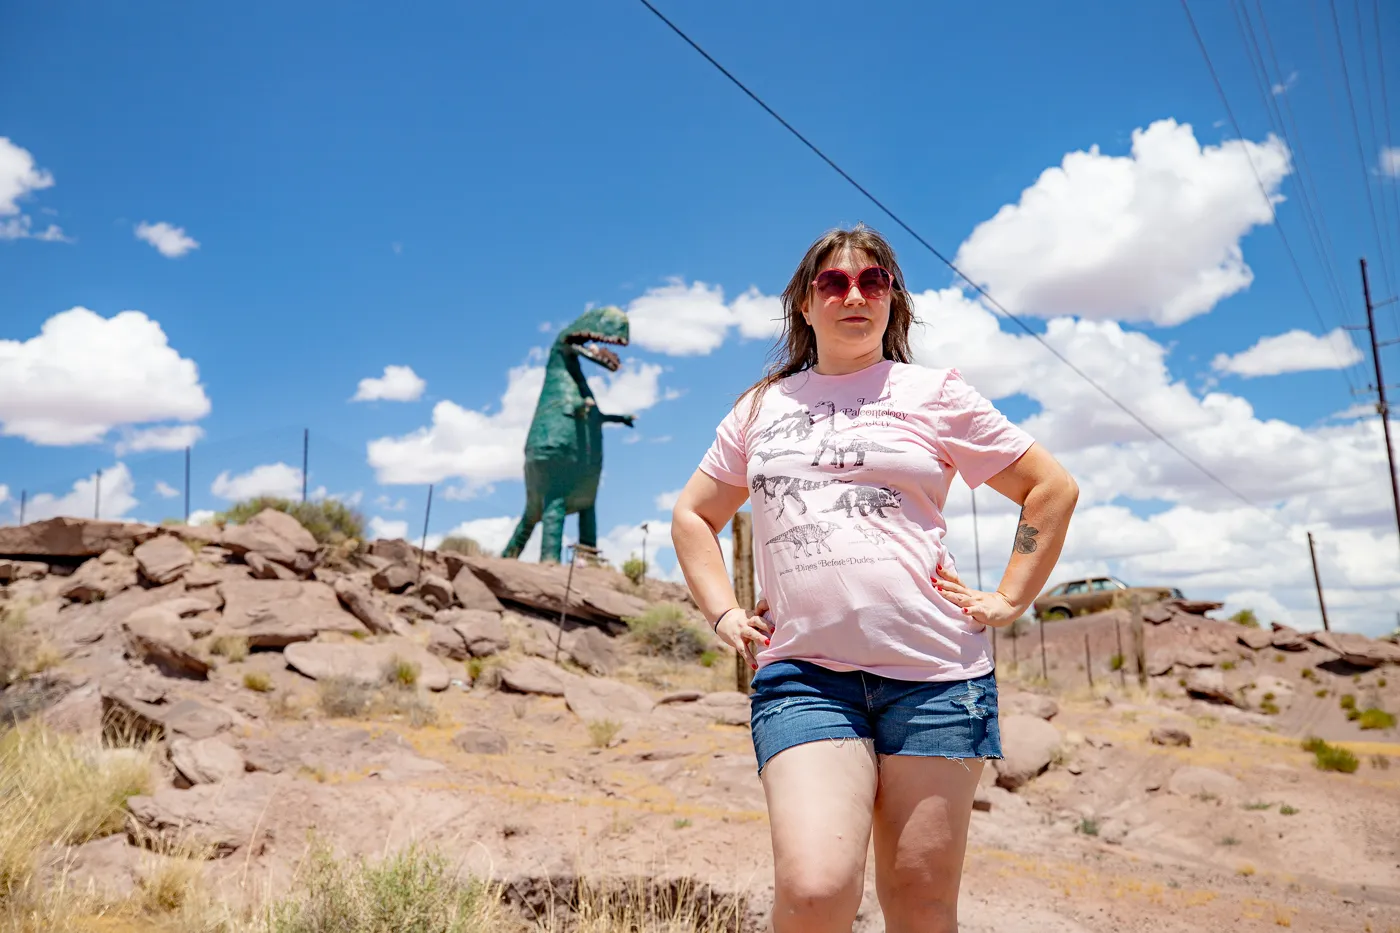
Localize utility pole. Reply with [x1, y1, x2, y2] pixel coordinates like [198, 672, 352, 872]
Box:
[301, 429, 310, 503]
[1307, 531, 1331, 633]
[1358, 258, 1400, 559]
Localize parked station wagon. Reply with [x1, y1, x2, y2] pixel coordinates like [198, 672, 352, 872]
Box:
[1032, 575, 1181, 621]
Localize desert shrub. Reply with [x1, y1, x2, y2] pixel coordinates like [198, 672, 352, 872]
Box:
[698, 650, 719, 668]
[622, 554, 646, 586]
[243, 671, 274, 693]
[1379, 677, 1388, 688]
[1373, 754, 1392, 770]
[1300, 667, 1317, 681]
[1358, 708, 1396, 731]
[438, 535, 486, 557]
[210, 635, 249, 663]
[588, 719, 623, 748]
[379, 689, 439, 728]
[1315, 688, 1329, 698]
[261, 841, 499, 933]
[1221, 660, 1236, 671]
[383, 656, 420, 689]
[1075, 817, 1099, 836]
[1301, 736, 1358, 773]
[0, 610, 27, 690]
[1339, 693, 1357, 710]
[318, 677, 373, 719]
[0, 724, 153, 900]
[1260, 700, 1280, 715]
[1229, 608, 1259, 628]
[624, 603, 710, 661]
[217, 496, 365, 547]
[1279, 804, 1299, 815]
[1109, 653, 1124, 671]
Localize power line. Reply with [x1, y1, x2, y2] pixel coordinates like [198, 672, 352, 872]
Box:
[1227, 0, 1362, 391]
[1353, 0, 1400, 299]
[1326, 0, 1397, 298]
[636, 0, 1292, 515]
[1371, 0, 1400, 333]
[1181, 0, 1369, 396]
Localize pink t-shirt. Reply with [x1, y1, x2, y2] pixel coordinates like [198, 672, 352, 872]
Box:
[699, 360, 1035, 682]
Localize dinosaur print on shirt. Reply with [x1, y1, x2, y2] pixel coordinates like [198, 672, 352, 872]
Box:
[750, 474, 849, 518]
[823, 485, 902, 519]
[766, 521, 838, 558]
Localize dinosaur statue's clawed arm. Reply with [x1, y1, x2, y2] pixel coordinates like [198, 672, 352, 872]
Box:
[602, 412, 635, 427]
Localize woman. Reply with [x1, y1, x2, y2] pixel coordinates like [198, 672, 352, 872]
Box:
[670, 225, 1079, 933]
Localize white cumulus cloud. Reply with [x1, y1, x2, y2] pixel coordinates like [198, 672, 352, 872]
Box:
[153, 480, 179, 499]
[0, 308, 210, 445]
[368, 516, 409, 541]
[953, 119, 1291, 326]
[628, 280, 784, 356]
[1212, 328, 1364, 377]
[210, 462, 303, 501]
[1381, 146, 1400, 178]
[367, 359, 669, 489]
[18, 464, 138, 522]
[0, 137, 67, 243]
[654, 489, 682, 512]
[115, 424, 204, 455]
[352, 365, 426, 403]
[134, 221, 199, 258]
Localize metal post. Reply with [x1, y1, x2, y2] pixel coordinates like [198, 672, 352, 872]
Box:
[18, 490, 25, 525]
[554, 543, 581, 665]
[1307, 531, 1331, 632]
[94, 469, 102, 519]
[183, 446, 191, 524]
[1039, 618, 1048, 682]
[1131, 594, 1147, 690]
[301, 429, 310, 503]
[732, 511, 755, 694]
[970, 487, 984, 591]
[1360, 258, 1400, 562]
[1084, 633, 1093, 690]
[416, 484, 434, 584]
[640, 522, 649, 580]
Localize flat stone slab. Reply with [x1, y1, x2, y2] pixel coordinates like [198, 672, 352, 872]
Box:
[283, 639, 450, 691]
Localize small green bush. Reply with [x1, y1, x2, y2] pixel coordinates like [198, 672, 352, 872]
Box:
[217, 496, 365, 546]
[1279, 804, 1299, 816]
[262, 841, 496, 932]
[318, 677, 373, 719]
[624, 603, 711, 662]
[1339, 694, 1357, 711]
[1076, 817, 1099, 836]
[383, 656, 420, 689]
[1221, 660, 1236, 671]
[438, 535, 485, 556]
[1302, 736, 1358, 773]
[243, 671, 274, 693]
[210, 635, 249, 663]
[1357, 708, 1396, 731]
[1315, 688, 1329, 698]
[1300, 667, 1317, 681]
[1260, 700, 1280, 715]
[622, 554, 646, 586]
[1109, 653, 1124, 672]
[1229, 608, 1259, 628]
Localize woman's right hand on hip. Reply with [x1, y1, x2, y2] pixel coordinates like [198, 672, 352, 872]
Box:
[718, 600, 774, 670]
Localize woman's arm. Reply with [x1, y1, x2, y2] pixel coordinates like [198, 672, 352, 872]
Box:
[671, 469, 773, 668]
[936, 443, 1079, 627]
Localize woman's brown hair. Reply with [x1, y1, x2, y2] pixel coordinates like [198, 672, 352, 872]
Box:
[739, 224, 918, 427]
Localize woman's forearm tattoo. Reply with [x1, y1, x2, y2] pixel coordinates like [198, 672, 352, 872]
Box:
[1014, 508, 1040, 555]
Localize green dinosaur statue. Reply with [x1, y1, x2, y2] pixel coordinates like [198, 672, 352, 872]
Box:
[502, 306, 634, 563]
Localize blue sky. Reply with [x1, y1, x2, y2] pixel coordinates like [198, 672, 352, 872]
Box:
[2, 1, 1399, 633]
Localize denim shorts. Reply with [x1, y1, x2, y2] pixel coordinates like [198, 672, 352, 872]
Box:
[749, 660, 1002, 774]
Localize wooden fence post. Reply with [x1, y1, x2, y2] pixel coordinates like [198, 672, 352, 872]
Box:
[1131, 595, 1147, 690]
[732, 512, 755, 695]
[1115, 618, 1126, 689]
[1084, 633, 1093, 690]
[1039, 619, 1048, 682]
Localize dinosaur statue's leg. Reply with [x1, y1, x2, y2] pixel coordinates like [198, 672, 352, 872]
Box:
[577, 506, 598, 550]
[538, 497, 568, 564]
[502, 466, 544, 559]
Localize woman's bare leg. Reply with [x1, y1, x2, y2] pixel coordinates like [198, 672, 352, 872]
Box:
[872, 756, 984, 933]
[761, 738, 879, 933]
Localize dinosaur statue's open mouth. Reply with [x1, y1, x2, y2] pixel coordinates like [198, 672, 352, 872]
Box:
[567, 331, 627, 372]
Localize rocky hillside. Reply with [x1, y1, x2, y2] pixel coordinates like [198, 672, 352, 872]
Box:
[1, 512, 1398, 932]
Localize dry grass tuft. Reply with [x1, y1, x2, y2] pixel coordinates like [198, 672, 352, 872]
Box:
[243, 671, 274, 693]
[588, 719, 623, 749]
[0, 723, 155, 911]
[211, 635, 250, 663]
